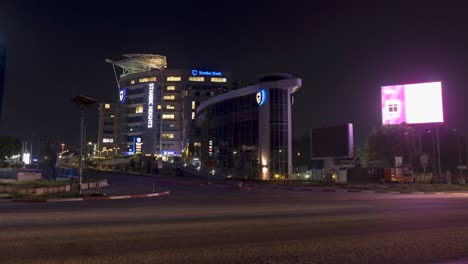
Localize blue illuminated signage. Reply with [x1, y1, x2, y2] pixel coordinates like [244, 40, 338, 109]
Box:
[191, 69, 222, 76]
[119, 88, 127, 103]
[256, 89, 267, 106]
[162, 151, 178, 155]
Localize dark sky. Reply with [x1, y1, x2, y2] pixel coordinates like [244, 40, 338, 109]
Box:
[1, 2, 468, 149]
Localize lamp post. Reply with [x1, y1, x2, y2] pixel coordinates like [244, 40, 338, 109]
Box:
[71, 95, 97, 195]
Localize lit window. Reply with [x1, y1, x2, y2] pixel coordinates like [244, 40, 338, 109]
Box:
[166, 105, 175, 110]
[194, 142, 201, 147]
[162, 133, 174, 139]
[192, 101, 196, 110]
[139, 77, 157, 83]
[130, 80, 135, 84]
[135, 105, 144, 113]
[166, 76, 181, 82]
[102, 138, 114, 143]
[110, 114, 115, 118]
[163, 95, 175, 100]
[157, 105, 161, 109]
[211, 77, 226, 83]
[192, 111, 195, 120]
[163, 114, 175, 119]
[189, 76, 205, 82]
[104, 104, 110, 109]
[166, 86, 176, 91]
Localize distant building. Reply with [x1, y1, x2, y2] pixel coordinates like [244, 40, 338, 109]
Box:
[97, 102, 119, 156]
[86, 142, 97, 157]
[106, 54, 233, 162]
[0, 35, 6, 119]
[196, 73, 302, 180]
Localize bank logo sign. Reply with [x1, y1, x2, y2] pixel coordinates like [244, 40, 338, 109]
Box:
[119, 88, 127, 103]
[256, 89, 267, 106]
[191, 69, 222, 76]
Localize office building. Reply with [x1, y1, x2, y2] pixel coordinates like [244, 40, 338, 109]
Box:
[97, 102, 119, 156]
[196, 73, 302, 180]
[0, 35, 6, 119]
[106, 54, 232, 162]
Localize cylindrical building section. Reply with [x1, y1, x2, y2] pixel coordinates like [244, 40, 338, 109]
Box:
[196, 73, 301, 180]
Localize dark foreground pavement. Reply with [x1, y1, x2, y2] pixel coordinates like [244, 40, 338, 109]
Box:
[1, 173, 468, 263]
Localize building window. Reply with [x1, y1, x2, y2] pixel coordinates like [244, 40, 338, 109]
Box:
[166, 105, 175, 110]
[194, 142, 201, 147]
[163, 114, 175, 119]
[139, 77, 157, 83]
[163, 95, 175, 100]
[104, 104, 110, 109]
[102, 138, 114, 143]
[103, 130, 114, 135]
[130, 80, 135, 85]
[166, 86, 176, 91]
[211, 77, 226, 83]
[166, 76, 181, 82]
[189, 76, 205, 82]
[192, 101, 196, 110]
[135, 105, 144, 113]
[163, 123, 176, 130]
[157, 105, 161, 110]
[192, 111, 195, 120]
[104, 121, 113, 126]
[162, 133, 174, 139]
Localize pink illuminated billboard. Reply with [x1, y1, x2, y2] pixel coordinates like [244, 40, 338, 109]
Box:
[381, 82, 443, 125]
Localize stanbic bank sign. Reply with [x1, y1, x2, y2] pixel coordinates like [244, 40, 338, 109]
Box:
[148, 83, 154, 128]
[191, 70, 222, 76]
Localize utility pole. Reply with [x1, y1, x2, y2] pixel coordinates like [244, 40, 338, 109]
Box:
[72, 95, 96, 195]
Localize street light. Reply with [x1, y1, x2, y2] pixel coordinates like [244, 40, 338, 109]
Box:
[71, 95, 96, 195]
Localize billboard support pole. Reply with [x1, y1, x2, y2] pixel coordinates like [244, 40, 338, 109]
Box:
[436, 124, 442, 181]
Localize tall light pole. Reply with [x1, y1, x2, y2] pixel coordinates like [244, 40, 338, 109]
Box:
[71, 95, 96, 195]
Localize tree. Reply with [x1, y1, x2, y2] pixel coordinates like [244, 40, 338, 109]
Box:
[358, 142, 373, 168]
[0, 136, 22, 160]
[39, 143, 58, 169]
[367, 124, 419, 168]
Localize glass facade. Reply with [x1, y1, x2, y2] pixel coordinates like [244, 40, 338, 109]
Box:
[200, 93, 260, 179]
[269, 89, 289, 179]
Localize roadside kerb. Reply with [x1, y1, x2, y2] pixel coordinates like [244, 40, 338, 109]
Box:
[43, 190, 171, 203]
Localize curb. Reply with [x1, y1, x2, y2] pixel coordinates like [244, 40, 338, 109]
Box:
[273, 187, 468, 196]
[44, 190, 171, 203]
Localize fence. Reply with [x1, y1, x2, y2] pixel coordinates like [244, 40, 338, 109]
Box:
[55, 167, 79, 178]
[0, 168, 18, 180]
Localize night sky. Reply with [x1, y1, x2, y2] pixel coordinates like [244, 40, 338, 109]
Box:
[1, 2, 468, 149]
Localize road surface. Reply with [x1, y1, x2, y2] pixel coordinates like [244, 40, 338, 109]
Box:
[1, 173, 468, 263]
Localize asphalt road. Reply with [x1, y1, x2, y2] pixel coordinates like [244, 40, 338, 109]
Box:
[2, 173, 468, 263]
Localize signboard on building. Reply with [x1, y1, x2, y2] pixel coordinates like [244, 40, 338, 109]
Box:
[119, 88, 127, 103]
[148, 83, 154, 128]
[191, 70, 222, 76]
[256, 89, 267, 106]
